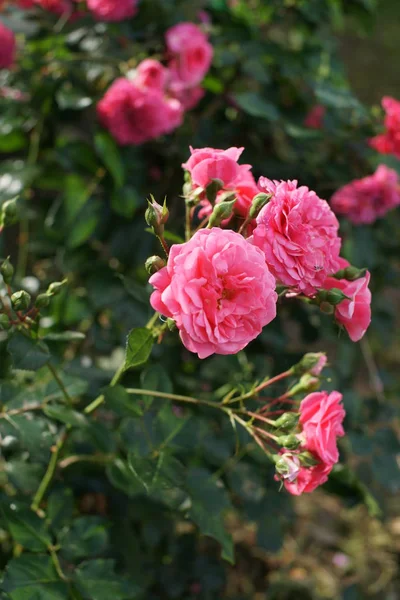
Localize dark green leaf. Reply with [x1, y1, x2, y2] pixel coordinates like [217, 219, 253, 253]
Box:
[140, 364, 172, 408]
[233, 92, 279, 121]
[127, 451, 185, 494]
[2, 555, 68, 599]
[43, 404, 87, 427]
[124, 328, 154, 371]
[59, 516, 108, 561]
[73, 559, 135, 600]
[7, 334, 50, 371]
[47, 487, 74, 533]
[95, 132, 125, 188]
[103, 385, 143, 417]
[0, 505, 51, 551]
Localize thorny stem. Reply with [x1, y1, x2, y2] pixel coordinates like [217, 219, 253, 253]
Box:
[157, 234, 170, 257]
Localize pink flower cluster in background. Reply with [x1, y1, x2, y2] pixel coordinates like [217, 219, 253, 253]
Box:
[331, 164, 400, 225]
[0, 22, 15, 70]
[282, 391, 345, 495]
[17, 0, 138, 20]
[98, 23, 213, 145]
[370, 96, 400, 159]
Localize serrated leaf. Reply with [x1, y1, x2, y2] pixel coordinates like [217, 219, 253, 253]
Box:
[72, 559, 135, 600]
[59, 516, 108, 561]
[7, 334, 50, 371]
[103, 385, 142, 417]
[186, 467, 234, 563]
[0, 505, 51, 551]
[127, 451, 185, 494]
[2, 555, 68, 600]
[43, 404, 87, 427]
[124, 328, 154, 371]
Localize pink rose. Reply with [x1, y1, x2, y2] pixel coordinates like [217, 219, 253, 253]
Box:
[97, 76, 183, 145]
[135, 59, 169, 91]
[304, 104, 326, 129]
[370, 96, 400, 159]
[330, 165, 400, 225]
[87, 0, 137, 21]
[283, 462, 332, 495]
[166, 22, 213, 87]
[323, 259, 371, 342]
[249, 178, 341, 296]
[0, 22, 16, 70]
[232, 168, 260, 218]
[17, 0, 35, 7]
[300, 390, 345, 465]
[168, 78, 205, 110]
[149, 228, 277, 359]
[182, 146, 249, 189]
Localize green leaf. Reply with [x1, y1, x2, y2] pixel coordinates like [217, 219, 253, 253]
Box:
[140, 364, 172, 408]
[43, 331, 86, 342]
[127, 451, 185, 494]
[2, 555, 68, 599]
[106, 458, 143, 497]
[95, 132, 125, 189]
[233, 92, 279, 121]
[59, 516, 108, 561]
[67, 201, 100, 248]
[64, 174, 90, 225]
[111, 186, 139, 218]
[43, 404, 87, 427]
[0, 505, 51, 551]
[72, 559, 135, 600]
[186, 467, 234, 563]
[7, 334, 50, 371]
[326, 465, 381, 517]
[47, 487, 74, 533]
[103, 385, 143, 417]
[124, 328, 154, 371]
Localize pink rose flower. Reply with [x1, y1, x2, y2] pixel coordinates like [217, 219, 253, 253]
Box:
[87, 0, 137, 21]
[300, 390, 345, 465]
[149, 228, 277, 359]
[0, 22, 16, 70]
[249, 178, 341, 296]
[304, 104, 326, 129]
[166, 22, 213, 87]
[17, 0, 35, 7]
[370, 96, 400, 159]
[323, 258, 371, 342]
[330, 165, 400, 225]
[283, 461, 332, 495]
[182, 146, 249, 189]
[168, 78, 205, 110]
[97, 76, 183, 145]
[135, 59, 169, 91]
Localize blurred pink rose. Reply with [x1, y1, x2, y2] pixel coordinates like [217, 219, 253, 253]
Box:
[17, 0, 35, 7]
[87, 0, 137, 21]
[283, 461, 332, 495]
[370, 96, 400, 159]
[135, 59, 169, 91]
[168, 78, 205, 110]
[330, 165, 400, 225]
[304, 104, 325, 129]
[323, 258, 371, 342]
[166, 22, 213, 87]
[97, 76, 183, 145]
[149, 228, 277, 358]
[300, 390, 345, 465]
[0, 22, 15, 70]
[250, 178, 341, 296]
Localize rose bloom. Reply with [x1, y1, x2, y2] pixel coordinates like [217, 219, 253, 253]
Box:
[87, 0, 137, 21]
[283, 461, 332, 495]
[330, 165, 400, 225]
[250, 178, 341, 296]
[149, 228, 277, 359]
[0, 22, 15, 70]
[304, 104, 325, 129]
[182, 146, 250, 190]
[370, 96, 400, 159]
[168, 78, 205, 111]
[323, 258, 371, 342]
[300, 390, 345, 465]
[166, 22, 213, 87]
[97, 76, 183, 145]
[135, 59, 169, 91]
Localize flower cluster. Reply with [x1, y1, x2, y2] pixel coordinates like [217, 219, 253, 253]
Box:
[98, 24, 213, 145]
[147, 146, 372, 358]
[370, 96, 400, 159]
[331, 164, 400, 225]
[17, 0, 138, 20]
[0, 21, 15, 70]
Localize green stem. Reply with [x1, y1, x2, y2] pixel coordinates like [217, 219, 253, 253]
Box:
[47, 364, 73, 405]
[185, 204, 191, 241]
[49, 546, 67, 581]
[126, 388, 225, 411]
[31, 429, 66, 512]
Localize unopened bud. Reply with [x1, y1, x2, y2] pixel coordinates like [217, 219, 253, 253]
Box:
[11, 290, 31, 311]
[145, 196, 169, 236]
[274, 453, 300, 482]
[298, 451, 319, 467]
[287, 374, 320, 397]
[277, 434, 301, 450]
[319, 301, 334, 315]
[145, 255, 166, 275]
[0, 313, 11, 330]
[35, 293, 50, 309]
[249, 193, 272, 219]
[205, 178, 224, 203]
[273, 412, 299, 431]
[208, 198, 236, 228]
[167, 318, 176, 331]
[0, 257, 14, 284]
[47, 279, 67, 297]
[292, 352, 326, 376]
[317, 288, 349, 306]
[1, 197, 19, 227]
[334, 265, 367, 281]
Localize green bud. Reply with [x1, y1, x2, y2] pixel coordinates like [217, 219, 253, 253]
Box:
[205, 178, 224, 204]
[292, 352, 325, 376]
[298, 451, 320, 467]
[1, 197, 19, 227]
[0, 313, 11, 330]
[273, 412, 299, 431]
[276, 434, 301, 450]
[145, 196, 169, 236]
[145, 255, 166, 275]
[317, 287, 349, 306]
[47, 279, 67, 297]
[167, 318, 176, 331]
[0, 257, 14, 284]
[35, 293, 50, 309]
[11, 290, 31, 311]
[319, 301, 334, 315]
[287, 374, 320, 398]
[333, 265, 367, 281]
[249, 193, 272, 219]
[208, 198, 236, 228]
